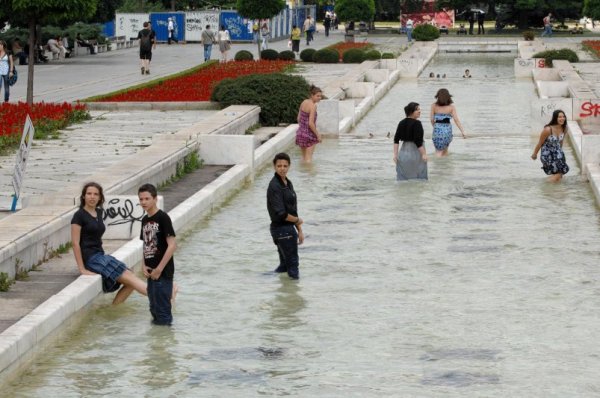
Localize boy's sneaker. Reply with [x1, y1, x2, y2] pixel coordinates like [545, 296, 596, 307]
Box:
[145, 69, 150, 74]
[141, 67, 145, 75]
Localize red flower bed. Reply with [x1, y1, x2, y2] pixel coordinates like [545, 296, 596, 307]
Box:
[582, 40, 600, 58]
[96, 60, 294, 102]
[328, 42, 372, 54]
[0, 102, 87, 138]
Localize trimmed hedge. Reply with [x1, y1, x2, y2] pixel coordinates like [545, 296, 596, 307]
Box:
[365, 49, 381, 60]
[234, 50, 254, 61]
[300, 48, 316, 62]
[413, 24, 440, 41]
[260, 49, 279, 60]
[279, 50, 296, 60]
[343, 48, 367, 63]
[313, 48, 340, 63]
[532, 48, 579, 66]
[381, 52, 395, 59]
[211, 74, 311, 126]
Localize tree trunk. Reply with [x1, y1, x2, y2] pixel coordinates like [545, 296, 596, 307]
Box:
[171, 0, 175, 11]
[257, 40, 261, 60]
[26, 18, 36, 106]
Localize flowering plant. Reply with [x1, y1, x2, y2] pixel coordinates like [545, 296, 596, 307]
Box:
[582, 40, 600, 58]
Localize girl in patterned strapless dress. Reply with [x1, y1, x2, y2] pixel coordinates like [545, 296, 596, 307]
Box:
[531, 109, 570, 182]
[430, 88, 466, 157]
[296, 85, 323, 163]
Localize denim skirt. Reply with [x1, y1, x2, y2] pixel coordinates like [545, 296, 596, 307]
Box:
[86, 253, 127, 293]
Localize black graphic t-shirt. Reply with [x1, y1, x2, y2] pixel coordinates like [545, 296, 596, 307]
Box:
[140, 209, 176, 279]
[71, 208, 105, 264]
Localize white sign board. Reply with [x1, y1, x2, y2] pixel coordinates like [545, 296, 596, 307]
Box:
[184, 11, 220, 42]
[12, 115, 34, 198]
[116, 13, 150, 40]
[102, 195, 164, 240]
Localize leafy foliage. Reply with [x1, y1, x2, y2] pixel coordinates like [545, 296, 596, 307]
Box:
[342, 48, 367, 63]
[313, 48, 340, 63]
[381, 52, 395, 59]
[234, 50, 254, 61]
[300, 48, 316, 62]
[334, 0, 376, 22]
[236, 0, 286, 20]
[278, 50, 296, 60]
[116, 0, 165, 12]
[413, 24, 440, 41]
[260, 49, 279, 60]
[365, 49, 381, 60]
[584, 0, 600, 20]
[211, 74, 311, 126]
[532, 49, 579, 66]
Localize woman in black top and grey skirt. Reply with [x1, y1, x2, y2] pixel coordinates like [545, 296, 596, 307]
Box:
[393, 102, 428, 180]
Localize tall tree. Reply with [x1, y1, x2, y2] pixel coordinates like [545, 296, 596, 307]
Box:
[335, 0, 376, 23]
[236, 0, 285, 58]
[584, 0, 600, 20]
[0, 0, 98, 104]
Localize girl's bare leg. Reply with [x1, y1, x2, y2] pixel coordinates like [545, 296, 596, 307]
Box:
[112, 270, 147, 305]
[113, 285, 134, 305]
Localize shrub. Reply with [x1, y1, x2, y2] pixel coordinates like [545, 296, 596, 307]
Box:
[382, 52, 395, 59]
[365, 49, 381, 60]
[523, 30, 535, 41]
[413, 24, 440, 41]
[211, 74, 311, 126]
[342, 48, 367, 63]
[313, 48, 340, 63]
[234, 50, 254, 61]
[260, 49, 279, 60]
[532, 48, 579, 66]
[278, 50, 296, 60]
[300, 48, 316, 62]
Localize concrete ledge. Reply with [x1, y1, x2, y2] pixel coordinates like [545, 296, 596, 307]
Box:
[586, 163, 600, 207]
[254, 125, 297, 169]
[84, 101, 220, 111]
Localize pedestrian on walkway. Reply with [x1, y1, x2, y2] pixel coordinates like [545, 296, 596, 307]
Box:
[303, 15, 315, 45]
[267, 152, 304, 280]
[477, 11, 485, 34]
[406, 17, 414, 42]
[467, 10, 475, 35]
[71, 182, 148, 305]
[217, 25, 231, 63]
[296, 85, 323, 162]
[260, 22, 270, 50]
[290, 25, 301, 56]
[167, 17, 179, 44]
[324, 12, 331, 37]
[0, 40, 14, 102]
[139, 183, 178, 326]
[541, 13, 553, 37]
[201, 24, 216, 62]
[137, 21, 155, 75]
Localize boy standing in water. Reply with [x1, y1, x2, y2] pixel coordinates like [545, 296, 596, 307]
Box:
[139, 184, 177, 325]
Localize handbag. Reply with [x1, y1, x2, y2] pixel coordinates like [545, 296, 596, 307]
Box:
[8, 68, 17, 86]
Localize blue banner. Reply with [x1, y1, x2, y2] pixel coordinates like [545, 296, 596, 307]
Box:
[220, 11, 253, 41]
[149, 12, 186, 42]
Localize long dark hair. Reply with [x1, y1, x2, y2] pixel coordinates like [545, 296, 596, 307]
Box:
[546, 109, 567, 132]
[435, 88, 453, 106]
[79, 182, 105, 208]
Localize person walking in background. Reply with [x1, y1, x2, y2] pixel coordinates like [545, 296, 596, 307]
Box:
[139, 184, 177, 325]
[324, 12, 331, 37]
[267, 152, 304, 280]
[71, 182, 148, 305]
[430, 88, 467, 157]
[541, 12, 553, 37]
[531, 110, 569, 182]
[201, 24, 216, 62]
[405, 17, 414, 42]
[303, 15, 315, 45]
[296, 85, 323, 163]
[0, 40, 14, 102]
[290, 24, 301, 56]
[394, 102, 428, 180]
[167, 17, 178, 44]
[260, 22, 270, 50]
[137, 21, 155, 74]
[217, 25, 231, 63]
[477, 11, 485, 34]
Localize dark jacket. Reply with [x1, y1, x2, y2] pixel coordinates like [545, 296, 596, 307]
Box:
[267, 173, 298, 228]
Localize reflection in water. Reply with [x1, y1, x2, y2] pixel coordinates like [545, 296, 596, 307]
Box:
[266, 280, 306, 331]
[136, 326, 181, 389]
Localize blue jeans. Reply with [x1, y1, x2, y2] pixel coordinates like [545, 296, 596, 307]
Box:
[406, 28, 413, 42]
[542, 25, 552, 37]
[0, 74, 9, 102]
[204, 44, 212, 61]
[148, 277, 173, 325]
[270, 224, 299, 279]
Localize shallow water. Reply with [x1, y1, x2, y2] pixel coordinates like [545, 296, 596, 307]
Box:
[5, 53, 600, 397]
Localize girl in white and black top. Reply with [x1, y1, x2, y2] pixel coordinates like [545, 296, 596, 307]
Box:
[0, 40, 14, 102]
[217, 25, 231, 63]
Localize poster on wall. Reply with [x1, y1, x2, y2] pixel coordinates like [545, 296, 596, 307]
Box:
[116, 13, 150, 40]
[184, 11, 220, 42]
